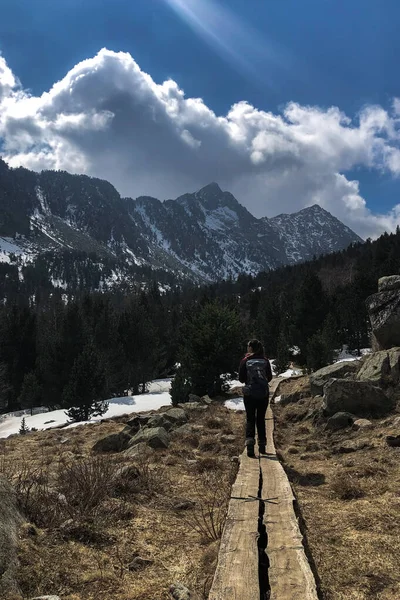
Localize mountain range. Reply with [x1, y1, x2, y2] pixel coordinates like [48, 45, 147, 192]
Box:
[0, 158, 363, 289]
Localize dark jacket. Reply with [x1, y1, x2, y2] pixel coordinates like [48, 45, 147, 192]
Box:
[238, 352, 273, 384]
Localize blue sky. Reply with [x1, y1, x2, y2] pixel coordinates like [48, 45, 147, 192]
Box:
[1, 0, 400, 236]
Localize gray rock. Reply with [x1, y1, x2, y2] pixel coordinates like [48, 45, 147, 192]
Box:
[0, 476, 23, 597]
[279, 391, 302, 406]
[310, 361, 359, 396]
[126, 413, 152, 431]
[326, 412, 355, 431]
[201, 395, 213, 405]
[220, 434, 237, 444]
[335, 440, 370, 454]
[163, 408, 188, 425]
[378, 275, 400, 293]
[172, 423, 194, 436]
[353, 418, 373, 430]
[178, 402, 207, 411]
[29, 597, 62, 600]
[188, 393, 202, 403]
[128, 427, 170, 449]
[366, 285, 400, 349]
[146, 414, 174, 431]
[124, 441, 151, 458]
[323, 379, 395, 417]
[92, 431, 132, 453]
[169, 582, 192, 600]
[356, 348, 400, 384]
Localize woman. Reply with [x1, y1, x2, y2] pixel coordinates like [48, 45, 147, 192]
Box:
[238, 339, 273, 457]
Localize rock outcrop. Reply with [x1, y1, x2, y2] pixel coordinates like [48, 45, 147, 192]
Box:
[356, 347, 400, 384]
[127, 426, 170, 449]
[323, 379, 395, 417]
[310, 361, 360, 396]
[366, 276, 400, 350]
[0, 476, 23, 597]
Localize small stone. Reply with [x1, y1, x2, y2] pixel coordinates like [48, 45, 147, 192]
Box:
[230, 455, 239, 464]
[386, 435, 400, 448]
[188, 393, 202, 403]
[124, 441, 152, 458]
[326, 412, 355, 431]
[169, 582, 192, 600]
[29, 596, 62, 600]
[353, 418, 373, 430]
[201, 395, 213, 405]
[220, 434, 236, 444]
[335, 440, 370, 454]
[128, 556, 153, 571]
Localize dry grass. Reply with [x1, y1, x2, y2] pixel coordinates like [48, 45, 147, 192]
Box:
[0, 403, 246, 600]
[274, 381, 400, 600]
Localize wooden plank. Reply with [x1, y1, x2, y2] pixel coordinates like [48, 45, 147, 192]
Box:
[261, 401, 319, 600]
[208, 449, 260, 600]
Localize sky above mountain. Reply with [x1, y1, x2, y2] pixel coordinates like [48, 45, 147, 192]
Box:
[1, 0, 400, 238]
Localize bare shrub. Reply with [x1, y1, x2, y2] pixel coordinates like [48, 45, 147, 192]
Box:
[330, 472, 365, 500]
[195, 457, 223, 474]
[198, 437, 221, 453]
[179, 471, 230, 542]
[12, 463, 66, 528]
[57, 455, 117, 520]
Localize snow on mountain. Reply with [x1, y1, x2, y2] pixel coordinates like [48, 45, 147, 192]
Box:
[268, 204, 363, 263]
[0, 158, 363, 288]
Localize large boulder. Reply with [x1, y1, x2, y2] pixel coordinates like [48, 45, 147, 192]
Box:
[162, 408, 188, 426]
[0, 477, 23, 597]
[356, 348, 400, 384]
[127, 427, 170, 449]
[367, 276, 400, 349]
[310, 361, 360, 396]
[323, 379, 395, 417]
[378, 275, 400, 293]
[92, 431, 132, 453]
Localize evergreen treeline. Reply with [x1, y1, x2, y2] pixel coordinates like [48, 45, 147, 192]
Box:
[1, 227, 400, 418]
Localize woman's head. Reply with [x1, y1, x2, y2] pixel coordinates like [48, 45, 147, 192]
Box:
[247, 339, 264, 355]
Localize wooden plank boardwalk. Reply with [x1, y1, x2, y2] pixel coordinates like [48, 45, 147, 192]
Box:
[208, 380, 319, 600]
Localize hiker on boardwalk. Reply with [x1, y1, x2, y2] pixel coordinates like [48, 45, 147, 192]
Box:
[239, 339, 273, 457]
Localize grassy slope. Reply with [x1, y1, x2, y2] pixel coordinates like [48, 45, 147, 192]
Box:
[0, 404, 245, 600]
[274, 377, 400, 600]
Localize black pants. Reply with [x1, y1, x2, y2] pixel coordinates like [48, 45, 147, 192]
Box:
[244, 395, 269, 446]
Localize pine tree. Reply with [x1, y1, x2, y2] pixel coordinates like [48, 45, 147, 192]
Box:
[170, 367, 192, 406]
[18, 372, 42, 415]
[306, 333, 330, 372]
[19, 417, 30, 435]
[63, 344, 109, 422]
[178, 302, 242, 397]
[274, 332, 291, 375]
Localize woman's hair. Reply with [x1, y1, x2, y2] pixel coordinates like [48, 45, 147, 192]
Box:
[247, 339, 264, 355]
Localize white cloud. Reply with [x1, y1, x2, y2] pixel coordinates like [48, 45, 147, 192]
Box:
[1, 48, 400, 238]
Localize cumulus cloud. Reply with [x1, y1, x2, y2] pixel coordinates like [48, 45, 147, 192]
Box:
[1, 48, 400, 238]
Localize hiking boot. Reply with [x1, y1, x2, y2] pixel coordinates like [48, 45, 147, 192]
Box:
[247, 444, 255, 458]
[259, 444, 266, 454]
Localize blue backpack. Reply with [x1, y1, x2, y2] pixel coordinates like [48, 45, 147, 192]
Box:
[243, 358, 269, 399]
